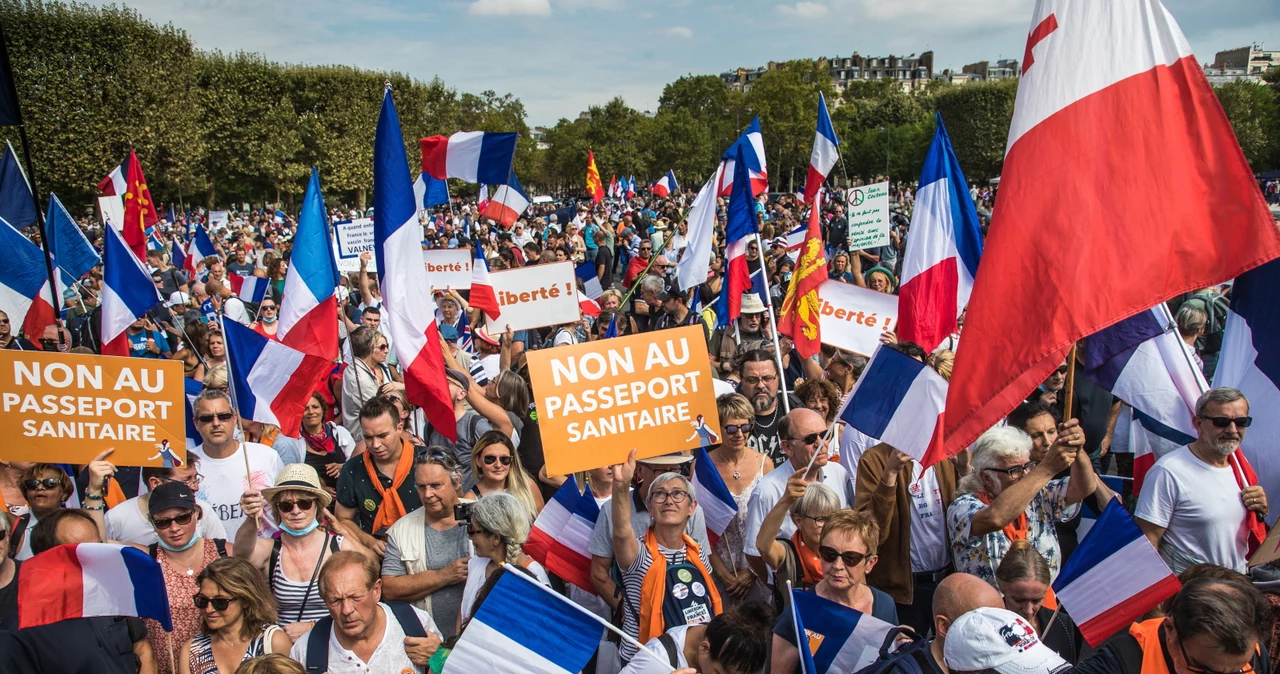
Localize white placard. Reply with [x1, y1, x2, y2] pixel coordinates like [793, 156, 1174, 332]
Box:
[846, 181, 890, 251]
[209, 210, 229, 227]
[818, 279, 899, 357]
[333, 219, 377, 273]
[422, 249, 473, 290]
[484, 262, 580, 334]
[98, 196, 124, 231]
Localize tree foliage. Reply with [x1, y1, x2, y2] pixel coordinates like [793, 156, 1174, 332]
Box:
[1216, 80, 1279, 172]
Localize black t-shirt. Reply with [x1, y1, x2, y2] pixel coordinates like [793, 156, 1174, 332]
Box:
[335, 455, 423, 535]
[17, 616, 146, 673]
[0, 560, 18, 627]
[595, 247, 615, 290]
[749, 398, 786, 466]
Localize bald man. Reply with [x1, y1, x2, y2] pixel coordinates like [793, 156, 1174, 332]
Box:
[929, 573, 1005, 673]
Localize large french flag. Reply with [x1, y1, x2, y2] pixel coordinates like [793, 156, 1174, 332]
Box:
[792, 588, 894, 674]
[375, 90, 457, 443]
[525, 475, 601, 593]
[228, 273, 268, 305]
[184, 225, 218, 277]
[652, 169, 678, 198]
[222, 319, 332, 438]
[692, 448, 738, 547]
[713, 145, 759, 328]
[101, 224, 162, 357]
[278, 167, 340, 361]
[0, 218, 56, 343]
[897, 113, 983, 353]
[1052, 499, 1180, 646]
[480, 173, 530, 228]
[719, 117, 768, 197]
[18, 543, 172, 630]
[939, 0, 1280, 459]
[804, 93, 840, 205]
[575, 260, 603, 300]
[842, 345, 948, 465]
[470, 245, 501, 321]
[420, 131, 518, 186]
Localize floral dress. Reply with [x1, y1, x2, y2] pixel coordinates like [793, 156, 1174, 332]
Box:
[145, 540, 223, 674]
[946, 478, 1077, 586]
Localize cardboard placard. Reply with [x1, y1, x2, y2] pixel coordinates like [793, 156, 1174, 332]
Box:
[484, 261, 581, 333]
[529, 325, 720, 475]
[333, 219, 378, 273]
[0, 350, 186, 466]
[817, 279, 899, 357]
[422, 249, 473, 290]
[846, 181, 890, 250]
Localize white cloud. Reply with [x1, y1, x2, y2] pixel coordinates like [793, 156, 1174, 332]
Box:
[664, 26, 693, 39]
[468, 0, 551, 17]
[776, 2, 829, 19]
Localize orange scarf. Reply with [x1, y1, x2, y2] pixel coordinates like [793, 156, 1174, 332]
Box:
[791, 531, 823, 585]
[638, 528, 723, 643]
[975, 491, 1028, 542]
[105, 478, 127, 509]
[364, 439, 413, 532]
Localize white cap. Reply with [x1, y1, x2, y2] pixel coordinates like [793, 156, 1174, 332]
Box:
[943, 608, 1070, 674]
[167, 291, 190, 307]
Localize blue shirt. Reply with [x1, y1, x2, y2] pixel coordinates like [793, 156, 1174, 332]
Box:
[126, 329, 170, 359]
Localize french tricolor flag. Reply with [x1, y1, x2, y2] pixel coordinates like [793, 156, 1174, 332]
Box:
[228, 273, 268, 305]
[575, 260, 603, 300]
[1052, 499, 1180, 646]
[101, 224, 162, 357]
[278, 167, 340, 361]
[896, 113, 984, 353]
[652, 170, 678, 198]
[626, 175, 636, 200]
[714, 144, 759, 328]
[719, 117, 768, 198]
[169, 238, 186, 276]
[19, 543, 172, 630]
[525, 475, 601, 593]
[183, 377, 204, 448]
[469, 245, 501, 321]
[420, 130, 518, 186]
[840, 345, 948, 465]
[184, 225, 218, 277]
[692, 448, 738, 546]
[577, 290, 601, 318]
[804, 92, 840, 204]
[96, 161, 126, 197]
[222, 319, 333, 437]
[477, 184, 490, 213]
[792, 588, 894, 673]
[0, 218, 56, 345]
[480, 174, 530, 228]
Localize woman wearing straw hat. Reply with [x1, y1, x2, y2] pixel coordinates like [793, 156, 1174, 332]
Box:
[234, 464, 369, 641]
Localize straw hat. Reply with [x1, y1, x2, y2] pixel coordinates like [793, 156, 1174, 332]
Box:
[739, 293, 767, 315]
[261, 464, 333, 509]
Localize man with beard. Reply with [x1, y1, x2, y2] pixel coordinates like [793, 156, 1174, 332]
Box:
[739, 349, 799, 467]
[1136, 387, 1266, 573]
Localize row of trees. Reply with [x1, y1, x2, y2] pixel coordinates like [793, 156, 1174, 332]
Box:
[1216, 69, 1280, 174]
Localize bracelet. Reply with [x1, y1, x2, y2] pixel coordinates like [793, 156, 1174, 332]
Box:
[82, 503, 105, 511]
[85, 493, 104, 501]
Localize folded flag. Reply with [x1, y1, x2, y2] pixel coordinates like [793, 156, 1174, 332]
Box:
[414, 172, 451, 209]
[481, 173, 530, 228]
[19, 543, 172, 630]
[586, 151, 605, 205]
[442, 564, 605, 674]
[101, 224, 162, 357]
[577, 290, 600, 318]
[228, 273, 268, 305]
[692, 448, 737, 547]
[675, 165, 723, 292]
[121, 149, 159, 260]
[222, 319, 332, 438]
[792, 588, 894, 673]
[278, 167, 340, 361]
[469, 245, 501, 321]
[785, 223, 806, 251]
[1052, 499, 1180, 646]
[626, 175, 636, 200]
[714, 144, 758, 328]
[97, 157, 126, 196]
[169, 239, 186, 274]
[842, 345, 948, 464]
[720, 116, 768, 197]
[526, 475, 602, 593]
[0, 217, 55, 343]
[779, 193, 829, 360]
[652, 169, 678, 198]
[575, 260, 603, 300]
[604, 314, 618, 339]
[0, 140, 35, 230]
[477, 184, 490, 213]
[420, 130, 518, 186]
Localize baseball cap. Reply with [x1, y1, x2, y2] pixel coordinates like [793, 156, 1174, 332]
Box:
[438, 324, 460, 341]
[167, 291, 190, 307]
[943, 607, 1070, 674]
[656, 286, 688, 302]
[148, 480, 197, 517]
[445, 367, 471, 393]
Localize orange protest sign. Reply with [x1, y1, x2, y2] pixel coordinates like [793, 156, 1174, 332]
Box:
[527, 325, 720, 475]
[0, 350, 186, 467]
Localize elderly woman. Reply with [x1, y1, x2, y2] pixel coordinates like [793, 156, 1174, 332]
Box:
[467, 431, 543, 517]
[703, 393, 772, 603]
[180, 557, 291, 674]
[459, 492, 551, 630]
[235, 465, 367, 641]
[755, 478, 841, 603]
[11, 463, 75, 560]
[601, 289, 640, 335]
[341, 327, 387, 442]
[770, 510, 897, 674]
[996, 539, 1084, 664]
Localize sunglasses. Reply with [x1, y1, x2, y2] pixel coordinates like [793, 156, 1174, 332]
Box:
[1177, 636, 1254, 674]
[192, 595, 238, 611]
[276, 498, 315, 513]
[196, 412, 235, 424]
[152, 511, 196, 530]
[375, 344, 390, 351]
[1054, 365, 1069, 375]
[818, 546, 869, 567]
[1205, 416, 1252, 429]
[23, 478, 62, 491]
[483, 455, 512, 466]
[724, 423, 754, 436]
[260, 305, 276, 311]
[790, 432, 822, 446]
[985, 461, 1038, 478]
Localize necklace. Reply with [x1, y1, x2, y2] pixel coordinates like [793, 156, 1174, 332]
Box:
[718, 449, 749, 480]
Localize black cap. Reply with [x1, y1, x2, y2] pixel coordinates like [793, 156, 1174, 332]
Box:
[657, 286, 688, 302]
[148, 480, 196, 517]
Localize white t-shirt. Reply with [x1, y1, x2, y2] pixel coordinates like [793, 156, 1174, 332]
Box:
[191, 441, 284, 540]
[105, 496, 228, 545]
[743, 459, 852, 557]
[459, 557, 551, 625]
[906, 462, 949, 572]
[622, 625, 692, 672]
[290, 602, 441, 674]
[1135, 446, 1251, 573]
[837, 423, 878, 492]
[223, 296, 251, 326]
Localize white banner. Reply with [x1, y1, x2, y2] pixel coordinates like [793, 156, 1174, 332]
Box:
[209, 210, 229, 227]
[422, 249, 472, 290]
[484, 262, 580, 334]
[818, 279, 899, 357]
[333, 219, 377, 273]
[98, 196, 124, 231]
[846, 181, 890, 251]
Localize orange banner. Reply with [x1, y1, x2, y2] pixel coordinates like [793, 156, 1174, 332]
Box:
[0, 350, 186, 466]
[528, 325, 720, 475]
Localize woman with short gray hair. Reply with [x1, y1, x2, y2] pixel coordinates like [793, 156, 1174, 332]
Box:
[459, 492, 550, 630]
[754, 476, 841, 606]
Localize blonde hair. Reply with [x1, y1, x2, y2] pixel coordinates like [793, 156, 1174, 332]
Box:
[996, 539, 1051, 587]
[204, 364, 229, 391]
[717, 393, 754, 423]
[234, 654, 306, 674]
[470, 431, 538, 518]
[818, 510, 881, 557]
[928, 350, 955, 382]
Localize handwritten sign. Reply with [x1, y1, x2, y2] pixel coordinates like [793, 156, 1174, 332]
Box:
[422, 249, 473, 290]
[484, 262, 581, 333]
[528, 325, 720, 474]
[333, 219, 378, 273]
[0, 351, 186, 466]
[818, 279, 899, 357]
[846, 181, 890, 251]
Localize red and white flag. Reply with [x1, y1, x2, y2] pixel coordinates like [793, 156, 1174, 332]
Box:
[525, 475, 601, 593]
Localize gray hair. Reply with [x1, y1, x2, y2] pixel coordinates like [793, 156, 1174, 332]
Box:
[958, 426, 1032, 494]
[415, 446, 463, 491]
[1195, 387, 1247, 418]
[790, 482, 839, 518]
[193, 388, 234, 416]
[472, 492, 532, 565]
[1175, 304, 1209, 338]
[639, 275, 666, 296]
[646, 472, 693, 507]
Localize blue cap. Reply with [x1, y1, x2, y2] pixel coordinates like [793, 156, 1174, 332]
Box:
[439, 324, 459, 341]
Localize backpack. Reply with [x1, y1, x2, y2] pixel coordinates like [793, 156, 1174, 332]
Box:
[1181, 288, 1229, 356]
[656, 632, 681, 667]
[304, 600, 425, 673]
[852, 627, 936, 674]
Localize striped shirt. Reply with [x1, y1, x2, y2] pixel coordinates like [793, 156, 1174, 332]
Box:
[619, 542, 711, 663]
[271, 536, 342, 625]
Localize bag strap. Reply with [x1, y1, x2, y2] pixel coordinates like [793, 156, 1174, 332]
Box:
[9, 514, 29, 559]
[213, 539, 228, 557]
[657, 632, 680, 667]
[304, 616, 334, 674]
[148, 543, 159, 560]
[267, 537, 283, 590]
[295, 532, 332, 623]
[876, 626, 923, 660]
[387, 600, 427, 639]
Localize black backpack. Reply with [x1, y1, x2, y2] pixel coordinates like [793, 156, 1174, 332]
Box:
[852, 627, 937, 674]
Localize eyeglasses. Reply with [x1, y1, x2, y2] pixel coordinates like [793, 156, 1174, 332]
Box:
[790, 432, 822, 447]
[276, 498, 315, 513]
[723, 423, 754, 436]
[984, 461, 1038, 479]
[640, 247, 652, 252]
[23, 478, 62, 491]
[1205, 416, 1253, 429]
[649, 489, 690, 504]
[742, 375, 778, 386]
[799, 514, 829, 524]
[152, 511, 196, 530]
[164, 474, 203, 489]
[483, 455, 512, 466]
[192, 595, 238, 611]
[1054, 365, 1069, 375]
[0, 318, 9, 324]
[1177, 636, 1255, 674]
[196, 412, 235, 424]
[818, 546, 869, 567]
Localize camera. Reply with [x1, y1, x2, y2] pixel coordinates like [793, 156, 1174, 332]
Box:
[453, 502, 474, 522]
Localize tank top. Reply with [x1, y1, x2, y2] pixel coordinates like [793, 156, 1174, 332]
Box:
[271, 534, 342, 624]
[187, 624, 280, 674]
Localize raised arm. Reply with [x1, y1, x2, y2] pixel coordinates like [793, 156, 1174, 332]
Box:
[756, 472, 808, 570]
[610, 450, 640, 570]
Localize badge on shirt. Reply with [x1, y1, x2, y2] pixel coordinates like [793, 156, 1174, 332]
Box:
[363, 498, 377, 512]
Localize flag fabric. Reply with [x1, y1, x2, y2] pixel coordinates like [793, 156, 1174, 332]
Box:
[713, 145, 758, 328]
[101, 225, 161, 357]
[47, 194, 101, 298]
[480, 174, 530, 228]
[791, 588, 894, 673]
[122, 149, 160, 260]
[278, 167, 340, 361]
[785, 223, 806, 251]
[577, 290, 600, 318]
[18, 543, 172, 630]
[0, 218, 54, 342]
[779, 193, 829, 359]
[477, 184, 490, 213]
[469, 245, 501, 321]
[526, 475, 602, 593]
[169, 239, 186, 277]
[897, 113, 983, 354]
[227, 273, 268, 305]
[626, 175, 636, 200]
[1052, 499, 1180, 646]
[604, 314, 618, 339]
[183, 377, 204, 448]
[607, 175, 618, 200]
[442, 565, 605, 674]
[375, 89, 457, 443]
[575, 260, 603, 300]
[675, 165, 723, 292]
[184, 225, 218, 277]
[652, 170, 678, 198]
[1082, 304, 1204, 493]
[419, 131, 517, 186]
[586, 151, 605, 205]
[97, 160, 126, 197]
[804, 93, 840, 204]
[413, 172, 451, 209]
[938, 0, 1280, 462]
[720, 117, 768, 197]
[222, 319, 332, 438]
[692, 448, 738, 547]
[840, 345, 948, 463]
[0, 141, 35, 229]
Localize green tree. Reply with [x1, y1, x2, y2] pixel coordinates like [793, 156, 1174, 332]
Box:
[745, 60, 837, 193]
[931, 79, 1018, 181]
[1216, 80, 1278, 172]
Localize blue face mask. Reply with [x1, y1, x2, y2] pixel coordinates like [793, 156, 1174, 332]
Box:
[158, 535, 201, 552]
[280, 519, 320, 537]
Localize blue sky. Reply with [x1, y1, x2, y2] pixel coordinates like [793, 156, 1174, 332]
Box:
[86, 0, 1279, 127]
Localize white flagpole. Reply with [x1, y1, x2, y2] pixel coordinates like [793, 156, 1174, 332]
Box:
[755, 232, 791, 413]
